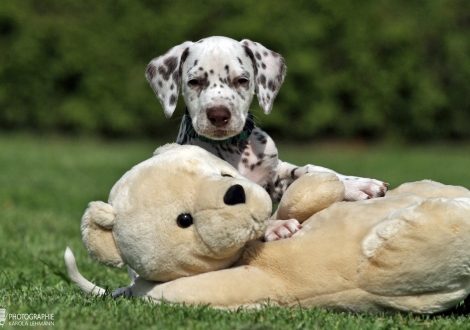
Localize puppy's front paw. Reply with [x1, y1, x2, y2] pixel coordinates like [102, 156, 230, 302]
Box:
[264, 219, 302, 242]
[342, 177, 389, 201]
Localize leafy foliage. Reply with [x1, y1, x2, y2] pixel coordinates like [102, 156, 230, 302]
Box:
[1, 0, 469, 141]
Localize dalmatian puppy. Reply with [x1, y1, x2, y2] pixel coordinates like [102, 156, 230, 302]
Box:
[146, 36, 388, 241]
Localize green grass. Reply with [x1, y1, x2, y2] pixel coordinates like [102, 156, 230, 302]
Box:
[1, 134, 470, 329]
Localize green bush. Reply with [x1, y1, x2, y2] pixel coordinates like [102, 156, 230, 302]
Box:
[1, 0, 469, 141]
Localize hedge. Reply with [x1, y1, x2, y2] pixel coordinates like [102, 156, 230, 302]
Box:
[1, 0, 469, 141]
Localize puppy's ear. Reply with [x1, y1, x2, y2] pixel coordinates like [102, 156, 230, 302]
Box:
[146, 41, 194, 117]
[240, 39, 286, 114]
[81, 201, 125, 268]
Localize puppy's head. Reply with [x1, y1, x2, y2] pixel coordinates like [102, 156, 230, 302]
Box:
[81, 144, 272, 282]
[146, 36, 286, 140]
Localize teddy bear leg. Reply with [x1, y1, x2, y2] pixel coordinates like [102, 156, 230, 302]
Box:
[358, 198, 470, 313]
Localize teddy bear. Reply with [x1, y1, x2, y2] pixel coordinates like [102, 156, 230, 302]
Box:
[65, 143, 470, 314]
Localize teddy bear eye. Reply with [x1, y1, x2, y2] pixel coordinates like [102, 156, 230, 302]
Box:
[176, 213, 193, 228]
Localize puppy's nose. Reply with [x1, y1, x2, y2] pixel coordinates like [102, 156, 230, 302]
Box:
[223, 184, 246, 205]
[207, 106, 231, 127]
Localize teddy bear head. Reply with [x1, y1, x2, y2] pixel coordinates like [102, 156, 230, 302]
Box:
[80, 144, 272, 282]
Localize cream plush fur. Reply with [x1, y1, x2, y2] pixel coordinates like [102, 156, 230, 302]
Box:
[65, 144, 470, 314]
[70, 143, 271, 287]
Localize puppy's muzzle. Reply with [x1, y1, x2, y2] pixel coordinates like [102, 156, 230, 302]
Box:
[223, 184, 246, 205]
[207, 106, 231, 127]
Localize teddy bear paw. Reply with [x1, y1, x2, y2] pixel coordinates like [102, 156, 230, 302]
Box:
[264, 219, 302, 242]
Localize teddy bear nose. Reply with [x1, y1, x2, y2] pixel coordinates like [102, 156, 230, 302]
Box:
[223, 184, 246, 205]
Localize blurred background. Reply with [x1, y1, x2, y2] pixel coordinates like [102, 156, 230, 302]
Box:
[0, 0, 469, 143]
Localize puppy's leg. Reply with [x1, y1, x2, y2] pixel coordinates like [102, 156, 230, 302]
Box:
[339, 175, 389, 201]
[112, 286, 133, 298]
[127, 266, 138, 285]
[264, 219, 302, 242]
[270, 161, 388, 202]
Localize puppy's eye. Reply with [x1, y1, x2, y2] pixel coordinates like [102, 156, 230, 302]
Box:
[236, 78, 249, 87]
[222, 173, 233, 178]
[176, 213, 193, 228]
[188, 79, 199, 86]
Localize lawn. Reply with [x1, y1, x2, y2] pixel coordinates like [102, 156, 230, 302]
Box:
[1, 134, 470, 329]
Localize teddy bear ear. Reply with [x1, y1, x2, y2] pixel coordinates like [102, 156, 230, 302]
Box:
[81, 201, 126, 268]
[153, 143, 182, 156]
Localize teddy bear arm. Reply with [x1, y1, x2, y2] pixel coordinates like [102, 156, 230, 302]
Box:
[132, 265, 280, 308]
[275, 173, 344, 223]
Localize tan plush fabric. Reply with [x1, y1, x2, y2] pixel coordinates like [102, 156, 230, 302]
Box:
[71, 144, 470, 314]
[273, 172, 344, 222]
[80, 143, 271, 282]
